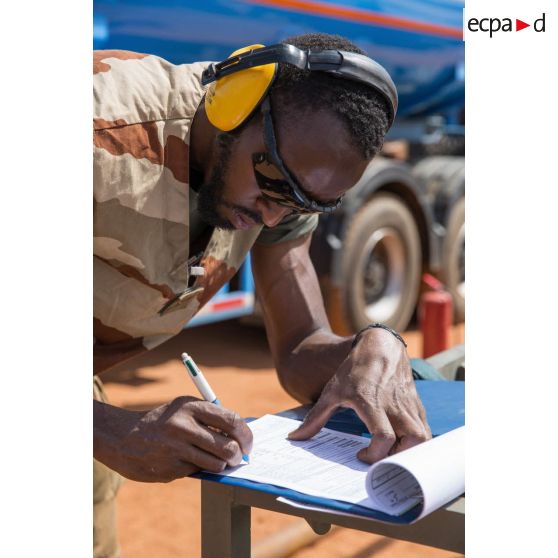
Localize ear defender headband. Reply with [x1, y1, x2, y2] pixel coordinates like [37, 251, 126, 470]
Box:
[202, 43, 398, 132]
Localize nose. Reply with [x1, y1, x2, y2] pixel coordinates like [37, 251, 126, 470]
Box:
[256, 197, 291, 228]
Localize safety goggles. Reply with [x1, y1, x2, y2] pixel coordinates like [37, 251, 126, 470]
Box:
[252, 97, 343, 214]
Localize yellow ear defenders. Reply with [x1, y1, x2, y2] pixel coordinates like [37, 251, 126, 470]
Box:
[204, 44, 276, 132]
[202, 43, 398, 133]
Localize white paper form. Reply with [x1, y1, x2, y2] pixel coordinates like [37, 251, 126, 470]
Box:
[213, 414, 375, 507]
[209, 415, 465, 519]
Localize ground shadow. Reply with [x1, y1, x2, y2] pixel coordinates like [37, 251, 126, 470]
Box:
[348, 536, 394, 558]
[101, 320, 274, 385]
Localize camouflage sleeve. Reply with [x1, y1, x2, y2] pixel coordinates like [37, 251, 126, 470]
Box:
[255, 213, 319, 245]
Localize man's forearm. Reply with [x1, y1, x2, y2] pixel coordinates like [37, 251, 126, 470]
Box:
[275, 328, 354, 403]
[251, 236, 356, 403]
[94, 400, 141, 468]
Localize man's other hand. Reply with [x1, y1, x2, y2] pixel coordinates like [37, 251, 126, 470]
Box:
[288, 328, 431, 463]
[94, 396, 252, 482]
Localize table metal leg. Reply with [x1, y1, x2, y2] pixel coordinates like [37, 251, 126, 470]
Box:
[201, 482, 251, 558]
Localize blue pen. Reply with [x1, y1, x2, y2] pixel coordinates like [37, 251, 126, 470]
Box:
[181, 352, 249, 463]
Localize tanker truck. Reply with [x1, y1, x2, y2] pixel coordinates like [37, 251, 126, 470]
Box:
[94, 0, 465, 333]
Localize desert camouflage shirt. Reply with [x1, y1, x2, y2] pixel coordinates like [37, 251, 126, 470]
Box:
[93, 51, 318, 373]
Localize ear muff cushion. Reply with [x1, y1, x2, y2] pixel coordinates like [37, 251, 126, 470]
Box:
[205, 44, 277, 132]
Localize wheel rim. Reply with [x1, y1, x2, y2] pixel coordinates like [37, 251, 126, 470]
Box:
[358, 227, 406, 323]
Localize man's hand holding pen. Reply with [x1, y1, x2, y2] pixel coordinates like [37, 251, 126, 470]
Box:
[94, 397, 253, 483]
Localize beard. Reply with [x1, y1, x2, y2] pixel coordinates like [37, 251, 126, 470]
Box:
[197, 132, 263, 230]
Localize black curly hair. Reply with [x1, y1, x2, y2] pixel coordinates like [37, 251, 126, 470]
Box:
[269, 33, 391, 160]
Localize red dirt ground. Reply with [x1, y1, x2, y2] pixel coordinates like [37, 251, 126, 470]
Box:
[102, 320, 465, 558]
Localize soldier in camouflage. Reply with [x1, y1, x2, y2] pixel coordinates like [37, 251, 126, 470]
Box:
[93, 34, 431, 557]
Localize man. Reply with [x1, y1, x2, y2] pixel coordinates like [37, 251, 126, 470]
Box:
[93, 32, 431, 555]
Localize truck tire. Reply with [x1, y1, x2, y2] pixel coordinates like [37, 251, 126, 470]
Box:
[441, 196, 465, 322]
[412, 156, 464, 223]
[341, 193, 422, 332]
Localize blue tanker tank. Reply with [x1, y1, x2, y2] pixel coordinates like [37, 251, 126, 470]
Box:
[94, 0, 464, 126]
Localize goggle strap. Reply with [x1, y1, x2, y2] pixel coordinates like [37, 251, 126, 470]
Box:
[261, 98, 308, 206]
[260, 97, 277, 155]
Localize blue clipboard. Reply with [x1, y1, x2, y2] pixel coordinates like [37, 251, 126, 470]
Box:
[195, 380, 464, 524]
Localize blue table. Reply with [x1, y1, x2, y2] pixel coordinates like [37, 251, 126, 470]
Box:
[199, 346, 465, 557]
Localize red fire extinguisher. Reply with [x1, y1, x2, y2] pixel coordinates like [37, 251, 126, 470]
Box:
[419, 274, 453, 358]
